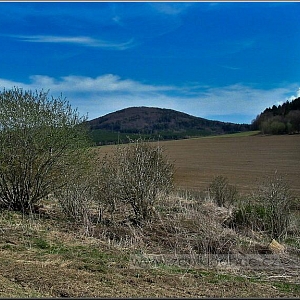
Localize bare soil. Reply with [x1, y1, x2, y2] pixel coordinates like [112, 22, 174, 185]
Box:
[98, 134, 300, 196]
[160, 134, 300, 197]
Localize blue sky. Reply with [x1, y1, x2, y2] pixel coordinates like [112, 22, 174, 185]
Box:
[0, 1, 299, 124]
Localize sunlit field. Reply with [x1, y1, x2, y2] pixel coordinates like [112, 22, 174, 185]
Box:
[98, 133, 300, 197]
[161, 134, 300, 197]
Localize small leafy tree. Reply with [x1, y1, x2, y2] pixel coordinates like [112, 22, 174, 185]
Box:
[98, 139, 174, 222]
[0, 87, 93, 213]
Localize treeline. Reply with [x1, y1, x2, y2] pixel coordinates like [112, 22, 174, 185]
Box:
[252, 97, 300, 134]
[91, 128, 218, 146]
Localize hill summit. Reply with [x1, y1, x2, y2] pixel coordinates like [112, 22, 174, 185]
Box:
[89, 106, 249, 133]
[88, 106, 250, 144]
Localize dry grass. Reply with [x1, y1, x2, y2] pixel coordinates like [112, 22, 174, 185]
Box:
[1, 205, 299, 298]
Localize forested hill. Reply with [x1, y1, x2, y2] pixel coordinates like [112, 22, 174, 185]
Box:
[88, 107, 250, 145]
[252, 97, 300, 134]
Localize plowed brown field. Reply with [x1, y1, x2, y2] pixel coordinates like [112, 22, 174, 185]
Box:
[161, 134, 300, 196]
[98, 134, 300, 197]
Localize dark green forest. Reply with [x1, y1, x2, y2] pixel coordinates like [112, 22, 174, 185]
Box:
[252, 97, 300, 134]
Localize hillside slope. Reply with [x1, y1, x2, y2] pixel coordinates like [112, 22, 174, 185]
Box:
[88, 107, 250, 144]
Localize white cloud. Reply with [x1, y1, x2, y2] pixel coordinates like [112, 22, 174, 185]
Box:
[9, 35, 136, 50]
[287, 88, 300, 101]
[183, 84, 298, 121]
[28, 75, 176, 93]
[0, 75, 298, 123]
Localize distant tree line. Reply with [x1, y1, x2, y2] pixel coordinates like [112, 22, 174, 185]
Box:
[252, 97, 300, 134]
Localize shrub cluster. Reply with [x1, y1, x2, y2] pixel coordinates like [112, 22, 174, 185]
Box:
[97, 139, 174, 223]
[230, 173, 293, 241]
[207, 173, 293, 241]
[0, 88, 174, 228]
[0, 88, 92, 213]
[208, 175, 238, 208]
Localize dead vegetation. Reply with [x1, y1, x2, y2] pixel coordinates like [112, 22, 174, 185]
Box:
[0, 190, 299, 298]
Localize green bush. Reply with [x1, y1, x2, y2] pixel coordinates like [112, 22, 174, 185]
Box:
[231, 199, 271, 232]
[0, 87, 93, 213]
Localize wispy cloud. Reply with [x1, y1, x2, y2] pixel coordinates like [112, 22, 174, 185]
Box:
[220, 65, 241, 70]
[28, 74, 176, 93]
[9, 35, 136, 50]
[0, 75, 298, 123]
[149, 2, 193, 15]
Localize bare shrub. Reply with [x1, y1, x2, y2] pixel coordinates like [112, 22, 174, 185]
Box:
[208, 175, 238, 208]
[55, 178, 93, 233]
[232, 172, 293, 241]
[55, 151, 102, 234]
[98, 138, 174, 223]
[256, 172, 292, 240]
